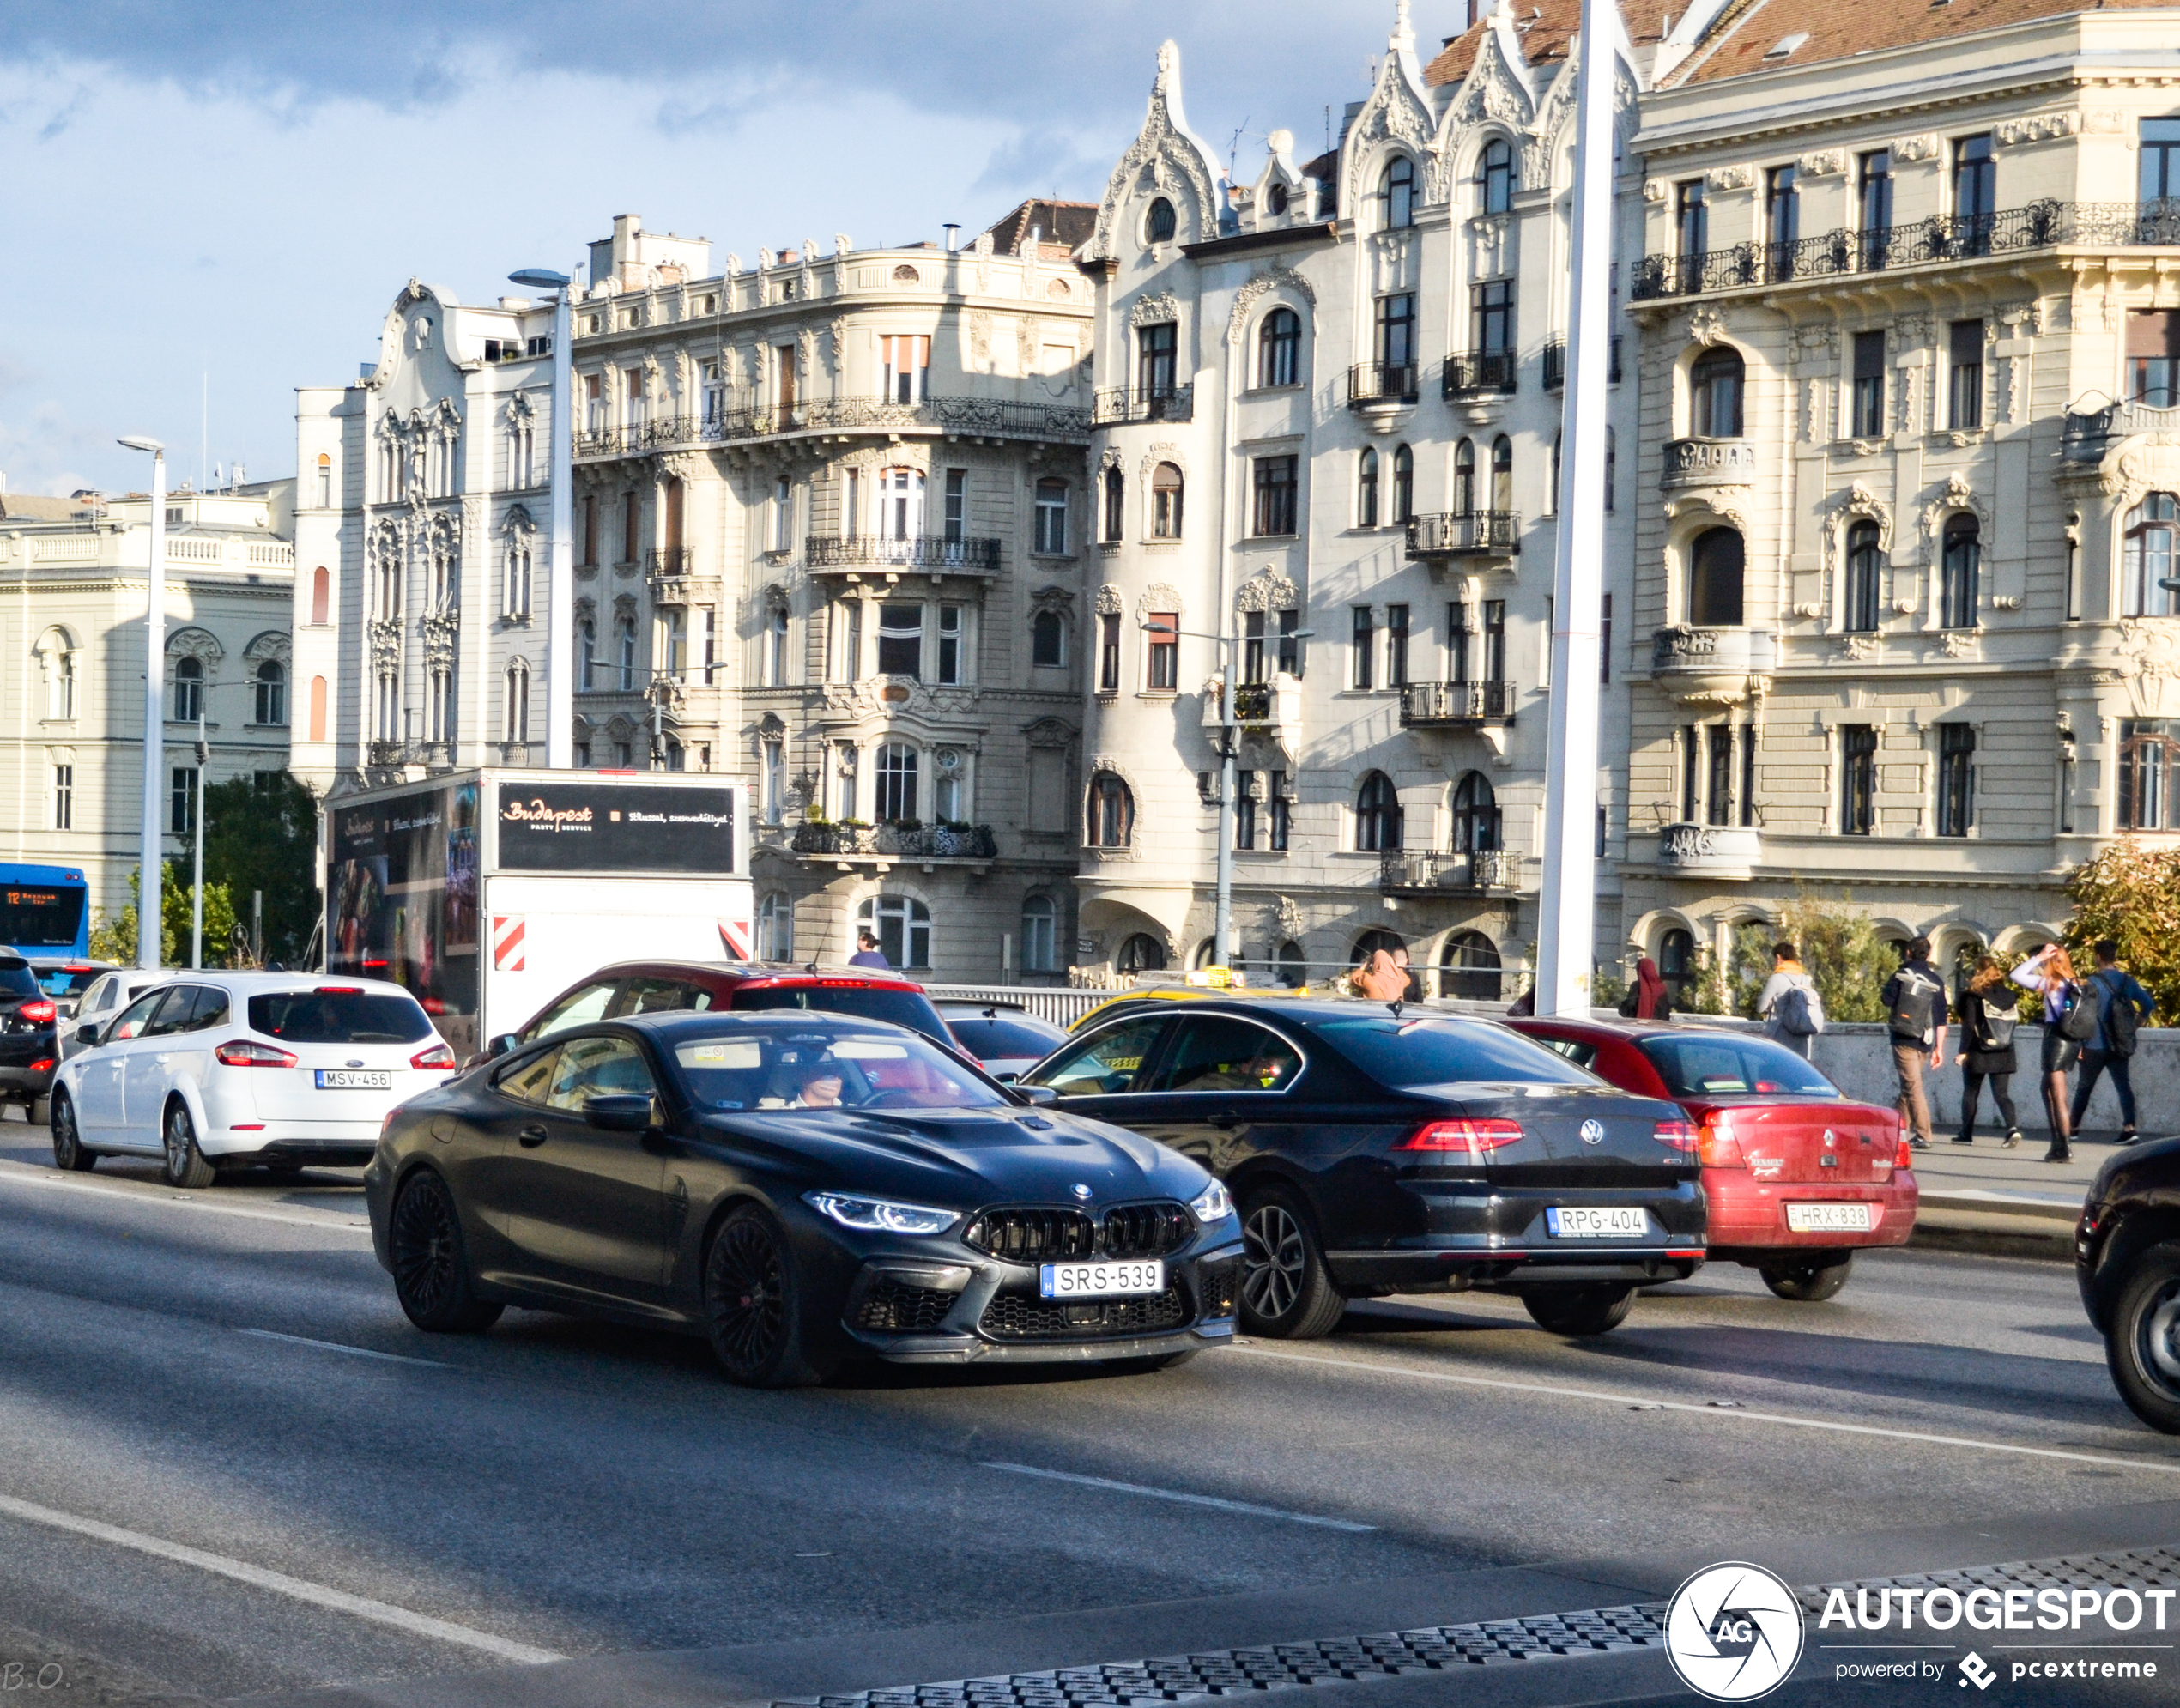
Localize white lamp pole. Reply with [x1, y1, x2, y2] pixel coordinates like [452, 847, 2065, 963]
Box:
[191, 713, 209, 969]
[118, 435, 167, 969]
[512, 268, 575, 767]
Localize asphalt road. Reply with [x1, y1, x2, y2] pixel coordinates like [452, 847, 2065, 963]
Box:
[0, 1118, 2176, 1708]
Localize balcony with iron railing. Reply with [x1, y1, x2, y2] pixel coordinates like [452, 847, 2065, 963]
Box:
[573, 395, 1094, 461]
[1541, 336, 1622, 390]
[1660, 438, 1759, 489]
[1405, 511, 1522, 561]
[645, 546, 694, 577]
[803, 534, 1002, 572]
[1347, 363, 1419, 409]
[2064, 397, 2180, 460]
[1443, 350, 1517, 399]
[1632, 199, 2180, 301]
[1378, 847, 1522, 893]
[790, 821, 998, 861]
[1093, 385, 1194, 426]
[1399, 680, 1517, 729]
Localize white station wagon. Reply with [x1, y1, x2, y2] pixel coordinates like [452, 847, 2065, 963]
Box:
[49, 972, 457, 1186]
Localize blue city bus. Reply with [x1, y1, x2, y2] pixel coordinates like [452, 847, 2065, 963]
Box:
[0, 863, 92, 964]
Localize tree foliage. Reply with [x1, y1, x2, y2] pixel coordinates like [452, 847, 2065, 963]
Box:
[87, 864, 238, 968]
[203, 772, 321, 966]
[1718, 892, 1900, 1022]
[2064, 839, 2180, 1021]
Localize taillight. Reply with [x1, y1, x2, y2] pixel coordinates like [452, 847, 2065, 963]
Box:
[215, 1040, 298, 1068]
[28, 1058, 52, 1073]
[411, 1042, 457, 1069]
[317, 985, 363, 995]
[18, 1000, 54, 1025]
[1697, 1111, 1745, 1168]
[1397, 1117, 1524, 1152]
[1651, 1118, 1701, 1151]
[1895, 1137, 1915, 1169]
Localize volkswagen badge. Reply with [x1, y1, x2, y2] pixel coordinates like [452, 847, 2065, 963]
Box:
[1579, 1119, 1605, 1145]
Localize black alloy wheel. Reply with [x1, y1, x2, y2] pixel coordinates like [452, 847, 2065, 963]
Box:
[162, 1100, 215, 1190]
[1759, 1251, 1854, 1302]
[703, 1207, 833, 1388]
[1523, 1283, 1638, 1337]
[1238, 1184, 1347, 1340]
[2107, 1239, 2180, 1434]
[388, 1170, 504, 1333]
[49, 1091, 94, 1172]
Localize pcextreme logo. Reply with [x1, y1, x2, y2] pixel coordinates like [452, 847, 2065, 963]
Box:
[1665, 1562, 1808, 1702]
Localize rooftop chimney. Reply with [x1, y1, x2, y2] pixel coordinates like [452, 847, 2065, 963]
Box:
[944, 223, 961, 252]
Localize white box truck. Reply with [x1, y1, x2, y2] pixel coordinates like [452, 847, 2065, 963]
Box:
[324, 770, 752, 1057]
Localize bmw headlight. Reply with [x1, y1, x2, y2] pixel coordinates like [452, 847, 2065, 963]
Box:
[1189, 1178, 1234, 1224]
[803, 1192, 959, 1235]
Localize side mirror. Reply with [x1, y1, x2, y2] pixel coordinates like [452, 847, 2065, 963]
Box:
[486, 1033, 518, 1059]
[74, 1022, 103, 1050]
[584, 1093, 654, 1132]
[1013, 1083, 1058, 1107]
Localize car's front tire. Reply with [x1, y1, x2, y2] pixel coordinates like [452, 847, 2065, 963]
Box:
[1759, 1251, 1854, 1302]
[388, 1169, 503, 1334]
[1523, 1284, 1637, 1337]
[49, 1091, 94, 1172]
[162, 1100, 215, 1190]
[1238, 1184, 1347, 1340]
[2105, 1239, 2180, 1434]
[702, 1207, 833, 1388]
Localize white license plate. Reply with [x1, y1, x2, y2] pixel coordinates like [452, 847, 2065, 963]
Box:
[1545, 1206, 1650, 1239]
[1785, 1202, 1874, 1233]
[315, 1069, 391, 1090]
[1039, 1259, 1166, 1299]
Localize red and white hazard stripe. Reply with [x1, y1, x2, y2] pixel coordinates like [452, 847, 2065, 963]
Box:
[492, 915, 527, 972]
[718, 918, 753, 961]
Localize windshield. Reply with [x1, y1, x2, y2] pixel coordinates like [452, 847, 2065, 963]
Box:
[250, 989, 433, 1045]
[1639, 1033, 1839, 1099]
[731, 984, 950, 1045]
[673, 1029, 1009, 1112]
[1314, 1016, 1598, 1088]
[946, 1014, 1068, 1060]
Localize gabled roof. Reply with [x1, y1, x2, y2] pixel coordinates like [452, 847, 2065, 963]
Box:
[981, 198, 1099, 257]
[1424, 0, 1673, 84]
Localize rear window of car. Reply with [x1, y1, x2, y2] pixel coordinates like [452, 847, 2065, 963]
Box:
[945, 1014, 1068, 1060]
[34, 966, 101, 998]
[732, 984, 950, 1044]
[249, 989, 433, 1044]
[0, 959, 40, 1000]
[1638, 1034, 1838, 1099]
[671, 1029, 1008, 1112]
[1312, 1016, 1597, 1088]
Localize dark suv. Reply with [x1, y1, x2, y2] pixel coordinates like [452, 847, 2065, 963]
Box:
[494, 961, 957, 1057]
[2076, 1136, 2180, 1432]
[0, 953, 61, 1116]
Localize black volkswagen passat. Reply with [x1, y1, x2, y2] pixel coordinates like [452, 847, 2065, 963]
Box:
[1017, 997, 1705, 1339]
[364, 1012, 1241, 1387]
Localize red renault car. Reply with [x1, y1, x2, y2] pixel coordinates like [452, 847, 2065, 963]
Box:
[1508, 1018, 1914, 1300]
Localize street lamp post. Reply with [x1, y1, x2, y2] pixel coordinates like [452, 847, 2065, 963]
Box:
[191, 714, 208, 968]
[510, 268, 575, 768]
[118, 435, 166, 970]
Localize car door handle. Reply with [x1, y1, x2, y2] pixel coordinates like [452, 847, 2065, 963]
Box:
[154, 1054, 172, 1065]
[518, 1125, 549, 1148]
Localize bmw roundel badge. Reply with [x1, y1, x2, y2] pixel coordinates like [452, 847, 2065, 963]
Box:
[1071, 1183, 1093, 1200]
[1579, 1119, 1606, 1146]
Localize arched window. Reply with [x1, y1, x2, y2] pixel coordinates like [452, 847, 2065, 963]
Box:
[1117, 932, 1166, 974]
[766, 606, 790, 685]
[1257, 307, 1300, 388]
[1689, 528, 1746, 627]
[173, 655, 203, 723]
[578, 618, 597, 691]
[2124, 493, 2179, 615]
[1191, 937, 1220, 970]
[1490, 435, 1513, 512]
[2120, 721, 2180, 829]
[308, 675, 327, 743]
[40, 631, 77, 721]
[427, 665, 452, 744]
[506, 538, 531, 617]
[1438, 930, 1503, 1001]
[1102, 466, 1124, 542]
[1689, 347, 1746, 438]
[1275, 940, 1307, 987]
[1658, 927, 1697, 1005]
[1151, 463, 1184, 539]
[1452, 771, 1501, 852]
[1357, 447, 1380, 528]
[1454, 439, 1475, 515]
[857, 894, 931, 969]
[1941, 514, 1981, 630]
[1391, 444, 1414, 525]
[254, 661, 286, 726]
[315, 451, 332, 509]
[311, 566, 330, 627]
[1032, 609, 1067, 668]
[503, 660, 530, 743]
[1355, 771, 1402, 851]
[1088, 772, 1135, 846]
[1378, 155, 1416, 229]
[876, 741, 919, 822]
[1845, 519, 1884, 632]
[1021, 895, 1057, 972]
[757, 890, 794, 961]
[1477, 138, 1514, 215]
[1034, 478, 1069, 554]
[616, 615, 638, 690]
[1146, 197, 1178, 244]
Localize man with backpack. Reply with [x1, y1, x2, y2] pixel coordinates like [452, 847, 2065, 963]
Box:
[1757, 941, 1824, 1059]
[2068, 939, 2153, 1143]
[1880, 937, 1947, 1151]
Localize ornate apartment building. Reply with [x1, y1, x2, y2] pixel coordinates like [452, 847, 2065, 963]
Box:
[1618, 0, 2180, 990]
[1071, 8, 1649, 996]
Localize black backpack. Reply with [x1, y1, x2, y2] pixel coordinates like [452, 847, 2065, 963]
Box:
[2059, 982, 2099, 1043]
[1887, 966, 1941, 1043]
[2098, 971, 2142, 1059]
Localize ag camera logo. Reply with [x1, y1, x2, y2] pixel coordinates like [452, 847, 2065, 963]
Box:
[1666, 1561, 1806, 1701]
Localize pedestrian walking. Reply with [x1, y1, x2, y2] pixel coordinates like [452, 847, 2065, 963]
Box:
[1618, 956, 1674, 1021]
[1953, 954, 2024, 1148]
[2069, 939, 2153, 1144]
[1756, 941, 1824, 1059]
[2011, 942, 2082, 1162]
[1880, 936, 1947, 1152]
[847, 930, 891, 970]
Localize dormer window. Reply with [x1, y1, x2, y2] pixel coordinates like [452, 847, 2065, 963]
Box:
[1478, 140, 1513, 215]
[1268, 183, 1290, 216]
[1379, 155, 1416, 230]
[1146, 197, 1178, 244]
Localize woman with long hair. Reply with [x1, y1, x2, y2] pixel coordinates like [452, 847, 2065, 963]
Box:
[2011, 942, 2080, 1162]
[1954, 954, 2023, 1148]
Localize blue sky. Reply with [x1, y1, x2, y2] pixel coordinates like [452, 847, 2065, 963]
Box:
[0, 2, 1406, 500]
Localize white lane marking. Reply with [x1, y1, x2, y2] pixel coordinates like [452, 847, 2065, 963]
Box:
[982, 1460, 1377, 1532]
[237, 1328, 449, 1369]
[0, 1159, 372, 1233]
[0, 1491, 563, 1665]
[1232, 1344, 2180, 1477]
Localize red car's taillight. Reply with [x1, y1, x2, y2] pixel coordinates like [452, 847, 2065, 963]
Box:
[1651, 1117, 1701, 1151]
[410, 1041, 457, 1069]
[1397, 1117, 1524, 1152]
[18, 1000, 55, 1025]
[215, 1040, 298, 1068]
[1895, 1136, 1916, 1169]
[1696, 1111, 1745, 1168]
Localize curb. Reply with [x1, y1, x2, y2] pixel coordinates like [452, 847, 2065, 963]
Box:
[1910, 1206, 2074, 1263]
